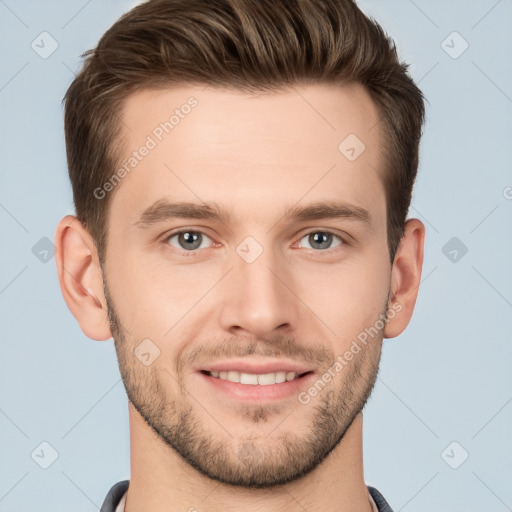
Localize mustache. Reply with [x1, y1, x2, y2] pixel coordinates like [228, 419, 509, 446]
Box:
[180, 335, 335, 370]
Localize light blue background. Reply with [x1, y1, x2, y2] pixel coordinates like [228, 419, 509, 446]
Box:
[1, 1, 511, 511]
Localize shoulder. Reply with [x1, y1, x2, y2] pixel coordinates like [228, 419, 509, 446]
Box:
[367, 485, 395, 512]
[99, 480, 130, 512]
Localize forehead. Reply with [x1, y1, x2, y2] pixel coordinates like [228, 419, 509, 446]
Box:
[110, 82, 385, 232]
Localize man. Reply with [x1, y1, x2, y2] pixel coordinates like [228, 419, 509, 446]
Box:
[54, 0, 425, 510]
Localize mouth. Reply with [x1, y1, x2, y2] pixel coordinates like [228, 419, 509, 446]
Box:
[200, 369, 312, 385]
[197, 369, 315, 402]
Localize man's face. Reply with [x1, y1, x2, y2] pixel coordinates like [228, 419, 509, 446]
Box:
[101, 82, 391, 488]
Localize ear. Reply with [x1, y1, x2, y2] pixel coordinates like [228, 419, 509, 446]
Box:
[384, 218, 425, 339]
[54, 215, 112, 341]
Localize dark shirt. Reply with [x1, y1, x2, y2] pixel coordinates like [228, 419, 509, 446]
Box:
[99, 479, 395, 511]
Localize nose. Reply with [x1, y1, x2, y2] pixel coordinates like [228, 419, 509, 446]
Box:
[217, 242, 299, 339]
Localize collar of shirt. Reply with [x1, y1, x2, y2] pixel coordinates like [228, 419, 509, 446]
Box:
[114, 489, 379, 512]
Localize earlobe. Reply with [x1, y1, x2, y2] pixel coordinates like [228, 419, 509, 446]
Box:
[54, 215, 112, 341]
[384, 218, 425, 339]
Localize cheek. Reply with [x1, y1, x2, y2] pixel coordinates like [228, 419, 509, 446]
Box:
[301, 253, 390, 335]
[104, 253, 176, 335]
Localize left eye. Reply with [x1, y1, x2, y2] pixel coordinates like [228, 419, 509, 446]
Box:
[297, 231, 343, 251]
[165, 230, 343, 253]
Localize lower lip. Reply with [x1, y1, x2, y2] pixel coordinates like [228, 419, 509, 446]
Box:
[197, 371, 315, 402]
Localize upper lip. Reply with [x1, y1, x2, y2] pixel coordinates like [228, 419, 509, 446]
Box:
[198, 360, 314, 375]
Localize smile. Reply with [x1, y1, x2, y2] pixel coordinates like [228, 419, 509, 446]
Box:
[204, 370, 311, 385]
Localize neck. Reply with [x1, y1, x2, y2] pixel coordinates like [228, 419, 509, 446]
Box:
[124, 403, 373, 512]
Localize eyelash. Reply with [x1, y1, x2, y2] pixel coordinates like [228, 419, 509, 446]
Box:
[162, 229, 348, 256]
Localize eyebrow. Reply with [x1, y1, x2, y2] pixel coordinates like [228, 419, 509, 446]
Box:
[134, 198, 372, 229]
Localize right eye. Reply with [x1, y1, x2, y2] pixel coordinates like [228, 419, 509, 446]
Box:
[164, 230, 215, 253]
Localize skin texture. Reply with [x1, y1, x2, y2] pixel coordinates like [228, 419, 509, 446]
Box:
[55, 82, 425, 512]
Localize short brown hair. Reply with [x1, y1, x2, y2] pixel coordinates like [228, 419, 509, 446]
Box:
[64, 0, 425, 265]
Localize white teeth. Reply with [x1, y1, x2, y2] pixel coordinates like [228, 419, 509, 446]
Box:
[240, 373, 258, 385]
[209, 370, 302, 385]
[275, 371, 287, 383]
[227, 370, 240, 382]
[258, 373, 277, 385]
